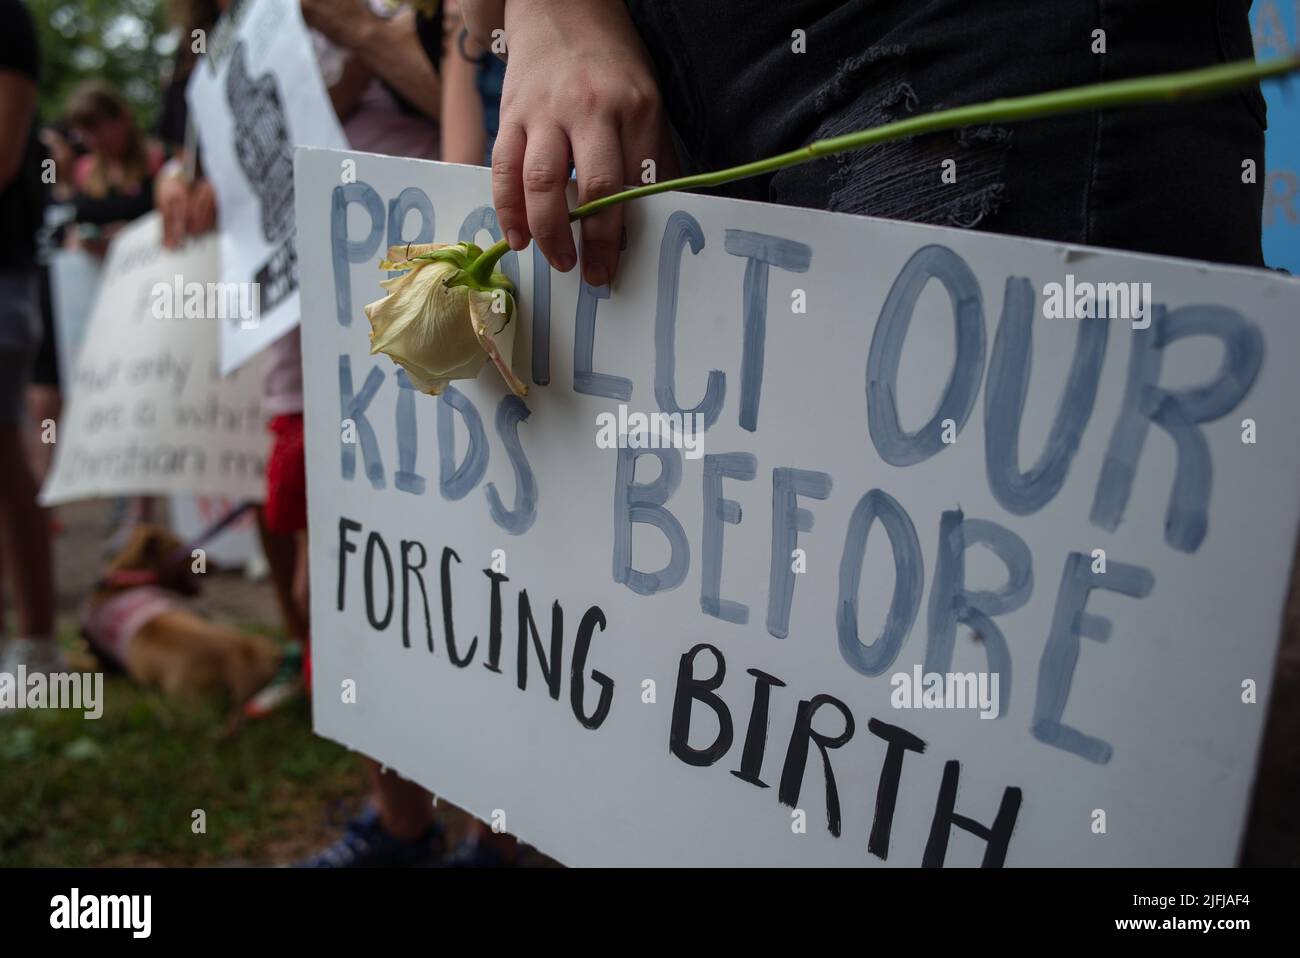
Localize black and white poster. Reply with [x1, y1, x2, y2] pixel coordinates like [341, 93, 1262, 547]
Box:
[186, 0, 346, 373]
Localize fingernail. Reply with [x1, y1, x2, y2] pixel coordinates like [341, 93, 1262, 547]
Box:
[586, 263, 609, 288]
[507, 229, 525, 250]
[558, 253, 577, 272]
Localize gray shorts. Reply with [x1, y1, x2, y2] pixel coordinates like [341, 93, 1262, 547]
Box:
[0, 268, 40, 424]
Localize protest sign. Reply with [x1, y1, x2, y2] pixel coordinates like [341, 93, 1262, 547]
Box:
[42, 213, 268, 505]
[186, 0, 346, 374]
[296, 147, 1300, 866]
[1253, 2, 1298, 272]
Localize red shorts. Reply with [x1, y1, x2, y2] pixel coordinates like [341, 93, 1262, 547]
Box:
[264, 413, 307, 534]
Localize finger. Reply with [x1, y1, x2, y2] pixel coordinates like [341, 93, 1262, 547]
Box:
[491, 121, 530, 253]
[620, 91, 679, 187]
[571, 126, 624, 287]
[188, 192, 214, 236]
[520, 125, 576, 272]
[162, 200, 183, 248]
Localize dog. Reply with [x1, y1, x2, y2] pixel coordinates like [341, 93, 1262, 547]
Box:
[82, 524, 280, 711]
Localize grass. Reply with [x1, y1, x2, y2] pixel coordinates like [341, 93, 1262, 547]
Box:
[0, 631, 367, 867]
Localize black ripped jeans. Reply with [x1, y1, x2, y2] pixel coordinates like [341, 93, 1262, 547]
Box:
[626, 0, 1267, 267]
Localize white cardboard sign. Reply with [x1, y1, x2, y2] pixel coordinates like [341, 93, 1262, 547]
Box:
[186, 0, 346, 374]
[42, 213, 268, 505]
[296, 147, 1300, 867]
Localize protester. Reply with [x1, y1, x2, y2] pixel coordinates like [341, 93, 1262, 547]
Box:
[295, 0, 512, 868]
[440, 0, 505, 166]
[463, 0, 1267, 285]
[63, 81, 168, 551]
[38, 123, 79, 206]
[0, 0, 60, 678]
[155, 0, 222, 248]
[151, 0, 496, 867]
[64, 81, 167, 258]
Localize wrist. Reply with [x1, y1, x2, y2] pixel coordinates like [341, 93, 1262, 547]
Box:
[462, 0, 506, 48]
[503, 0, 642, 60]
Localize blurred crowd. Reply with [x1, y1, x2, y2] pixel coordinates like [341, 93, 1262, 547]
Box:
[1, 0, 511, 867]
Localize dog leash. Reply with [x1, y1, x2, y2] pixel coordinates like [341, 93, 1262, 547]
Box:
[99, 501, 258, 589]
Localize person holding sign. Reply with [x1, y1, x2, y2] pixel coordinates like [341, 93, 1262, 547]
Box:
[464, 0, 1268, 284]
[0, 0, 61, 679]
[64, 82, 167, 258]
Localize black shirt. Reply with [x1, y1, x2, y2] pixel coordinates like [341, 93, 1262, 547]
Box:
[624, 1, 1266, 266]
[0, 0, 42, 268]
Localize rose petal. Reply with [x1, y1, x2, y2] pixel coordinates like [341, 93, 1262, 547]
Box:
[468, 289, 528, 398]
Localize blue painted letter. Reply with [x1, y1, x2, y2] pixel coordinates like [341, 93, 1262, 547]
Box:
[437, 385, 488, 500]
[767, 467, 832, 638]
[867, 245, 985, 466]
[924, 510, 1032, 718]
[837, 489, 923, 676]
[1032, 553, 1154, 763]
[656, 211, 724, 428]
[1090, 305, 1263, 552]
[701, 452, 756, 624]
[486, 395, 538, 535]
[339, 355, 385, 488]
[613, 445, 689, 595]
[985, 277, 1107, 515]
[724, 230, 812, 432]
[331, 182, 385, 327]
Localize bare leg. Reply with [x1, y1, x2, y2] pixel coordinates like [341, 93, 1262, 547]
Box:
[0, 424, 53, 639]
[256, 508, 308, 640]
[292, 529, 309, 626]
[366, 759, 437, 840]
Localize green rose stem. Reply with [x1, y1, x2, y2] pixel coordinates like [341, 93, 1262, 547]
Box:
[463, 54, 1298, 282]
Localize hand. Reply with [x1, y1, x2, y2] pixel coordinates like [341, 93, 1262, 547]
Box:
[186, 178, 217, 238]
[304, 0, 440, 120]
[156, 172, 190, 249]
[491, 0, 678, 286]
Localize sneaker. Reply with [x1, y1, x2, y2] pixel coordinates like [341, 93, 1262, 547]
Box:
[243, 647, 303, 719]
[296, 807, 444, 868]
[439, 838, 517, 868]
[242, 675, 302, 719]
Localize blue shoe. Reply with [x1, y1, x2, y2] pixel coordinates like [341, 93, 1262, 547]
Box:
[297, 807, 444, 868]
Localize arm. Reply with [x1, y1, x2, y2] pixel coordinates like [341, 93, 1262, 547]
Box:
[301, 0, 440, 120]
[460, 0, 505, 52]
[441, 2, 487, 165]
[0, 70, 36, 190]
[156, 152, 218, 249]
[328, 54, 373, 122]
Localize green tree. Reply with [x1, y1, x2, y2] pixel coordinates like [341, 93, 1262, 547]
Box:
[27, 0, 177, 131]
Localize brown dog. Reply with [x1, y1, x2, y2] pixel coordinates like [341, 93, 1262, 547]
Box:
[82, 524, 280, 709]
